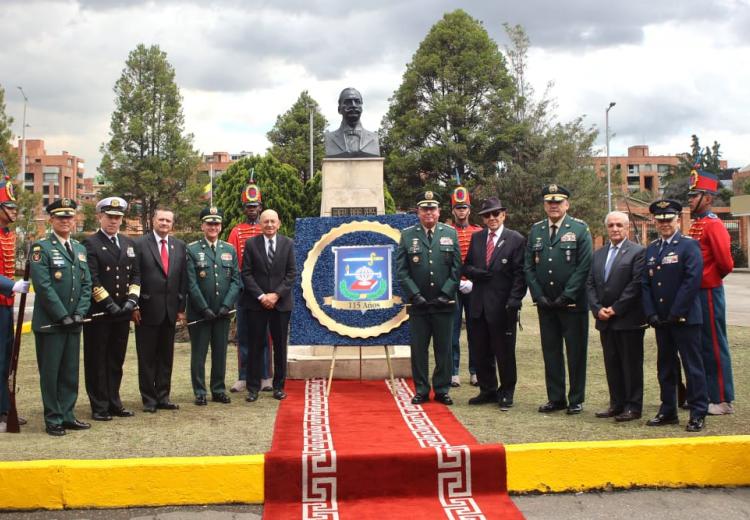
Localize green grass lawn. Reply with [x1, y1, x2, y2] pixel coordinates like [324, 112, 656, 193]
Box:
[1, 305, 747, 461]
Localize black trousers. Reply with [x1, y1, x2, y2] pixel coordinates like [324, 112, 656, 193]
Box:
[599, 328, 644, 413]
[135, 319, 176, 407]
[83, 319, 130, 414]
[247, 308, 289, 393]
[655, 324, 708, 418]
[469, 311, 517, 401]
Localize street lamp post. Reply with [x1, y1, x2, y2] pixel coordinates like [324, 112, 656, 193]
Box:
[309, 105, 314, 184]
[17, 86, 28, 184]
[605, 101, 616, 212]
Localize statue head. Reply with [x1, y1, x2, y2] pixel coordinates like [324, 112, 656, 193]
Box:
[337, 87, 363, 127]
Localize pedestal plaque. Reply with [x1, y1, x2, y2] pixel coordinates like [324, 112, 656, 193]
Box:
[320, 157, 385, 217]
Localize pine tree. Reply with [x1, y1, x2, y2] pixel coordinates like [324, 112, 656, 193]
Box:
[0, 85, 17, 178]
[267, 91, 327, 182]
[99, 44, 201, 232]
[380, 9, 517, 209]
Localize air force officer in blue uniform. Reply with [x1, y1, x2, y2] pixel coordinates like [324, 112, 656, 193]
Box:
[642, 199, 708, 432]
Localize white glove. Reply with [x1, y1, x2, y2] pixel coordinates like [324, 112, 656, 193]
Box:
[12, 280, 30, 294]
[459, 279, 473, 294]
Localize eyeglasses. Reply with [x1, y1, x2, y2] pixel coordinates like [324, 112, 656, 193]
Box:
[482, 211, 503, 218]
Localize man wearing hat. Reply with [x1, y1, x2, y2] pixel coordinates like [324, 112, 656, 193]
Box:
[82, 197, 141, 421]
[30, 198, 92, 436]
[448, 186, 482, 387]
[227, 182, 272, 393]
[462, 197, 526, 410]
[524, 184, 592, 415]
[642, 199, 708, 432]
[687, 169, 735, 415]
[186, 207, 241, 406]
[0, 177, 30, 433]
[396, 191, 461, 405]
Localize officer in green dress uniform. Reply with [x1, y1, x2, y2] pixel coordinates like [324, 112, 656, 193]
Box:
[30, 198, 92, 436]
[524, 184, 592, 415]
[186, 207, 241, 405]
[396, 191, 461, 405]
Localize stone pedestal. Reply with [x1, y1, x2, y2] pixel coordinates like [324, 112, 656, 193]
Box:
[287, 345, 411, 380]
[320, 157, 385, 217]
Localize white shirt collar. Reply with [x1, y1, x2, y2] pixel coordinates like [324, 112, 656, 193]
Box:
[154, 231, 168, 244]
[52, 232, 70, 246]
[488, 226, 503, 245]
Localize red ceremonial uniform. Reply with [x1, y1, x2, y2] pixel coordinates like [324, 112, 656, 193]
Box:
[227, 222, 262, 268]
[688, 213, 733, 288]
[0, 228, 15, 307]
[451, 222, 482, 262]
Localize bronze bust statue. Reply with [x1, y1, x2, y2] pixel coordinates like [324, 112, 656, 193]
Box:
[325, 87, 380, 158]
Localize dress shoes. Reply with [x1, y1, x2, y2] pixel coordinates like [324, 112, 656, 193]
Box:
[434, 393, 453, 405]
[45, 424, 66, 436]
[62, 419, 91, 430]
[156, 402, 179, 410]
[411, 393, 429, 405]
[594, 408, 621, 418]
[92, 412, 113, 421]
[110, 408, 135, 418]
[538, 401, 567, 413]
[194, 395, 208, 406]
[646, 413, 679, 426]
[566, 403, 583, 415]
[614, 410, 641, 422]
[273, 390, 287, 400]
[143, 405, 157, 413]
[246, 391, 259, 403]
[499, 397, 514, 411]
[468, 392, 496, 405]
[212, 393, 231, 404]
[230, 380, 246, 393]
[686, 416, 705, 432]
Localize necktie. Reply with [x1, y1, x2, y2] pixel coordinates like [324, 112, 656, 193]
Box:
[160, 239, 169, 275]
[267, 239, 275, 263]
[211, 243, 215, 254]
[110, 236, 119, 250]
[427, 229, 433, 244]
[550, 224, 558, 242]
[604, 245, 618, 281]
[486, 232, 496, 266]
[64, 241, 73, 259]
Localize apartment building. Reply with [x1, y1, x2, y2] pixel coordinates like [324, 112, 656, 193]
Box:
[198, 151, 252, 178]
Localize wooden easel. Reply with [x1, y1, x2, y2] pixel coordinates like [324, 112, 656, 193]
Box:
[326, 346, 397, 397]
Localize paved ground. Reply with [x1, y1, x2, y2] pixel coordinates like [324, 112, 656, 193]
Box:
[1, 488, 749, 519]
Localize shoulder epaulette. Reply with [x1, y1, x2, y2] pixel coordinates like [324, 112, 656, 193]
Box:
[403, 225, 416, 231]
[532, 220, 545, 226]
[189, 240, 199, 246]
[571, 217, 587, 224]
[649, 238, 660, 245]
[707, 212, 718, 219]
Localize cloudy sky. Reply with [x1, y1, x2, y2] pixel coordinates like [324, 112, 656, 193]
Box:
[2, 0, 749, 176]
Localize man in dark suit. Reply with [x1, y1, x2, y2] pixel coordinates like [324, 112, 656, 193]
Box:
[462, 197, 526, 411]
[241, 209, 296, 402]
[586, 211, 647, 422]
[83, 197, 140, 421]
[642, 199, 708, 432]
[133, 208, 187, 413]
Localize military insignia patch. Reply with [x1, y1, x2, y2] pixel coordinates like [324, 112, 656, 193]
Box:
[560, 232, 577, 242]
[32, 250, 41, 262]
[425, 191, 434, 200]
[656, 201, 670, 209]
[54, 271, 62, 280]
[439, 237, 453, 245]
[549, 184, 558, 193]
[199, 271, 206, 278]
[221, 253, 232, 261]
[78, 253, 87, 262]
[413, 256, 419, 263]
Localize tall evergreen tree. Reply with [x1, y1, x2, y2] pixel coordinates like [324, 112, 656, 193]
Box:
[0, 85, 17, 179]
[99, 44, 200, 232]
[662, 134, 724, 203]
[478, 24, 605, 236]
[267, 91, 327, 182]
[380, 9, 517, 209]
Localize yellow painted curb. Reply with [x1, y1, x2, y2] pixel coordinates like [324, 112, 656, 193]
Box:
[505, 435, 750, 492]
[1, 437, 748, 510]
[0, 454, 264, 510]
[21, 321, 31, 334]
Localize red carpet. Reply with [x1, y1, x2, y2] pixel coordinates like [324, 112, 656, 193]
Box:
[264, 378, 524, 519]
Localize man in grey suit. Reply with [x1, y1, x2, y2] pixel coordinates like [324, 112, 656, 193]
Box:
[324, 87, 380, 157]
[585, 211, 647, 422]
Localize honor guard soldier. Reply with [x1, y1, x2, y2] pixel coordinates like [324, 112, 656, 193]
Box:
[448, 186, 482, 387]
[687, 168, 735, 415]
[82, 197, 140, 421]
[227, 182, 271, 393]
[396, 191, 461, 406]
[524, 184, 592, 415]
[643, 199, 708, 432]
[30, 198, 92, 436]
[186, 207, 241, 405]
[0, 177, 30, 433]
